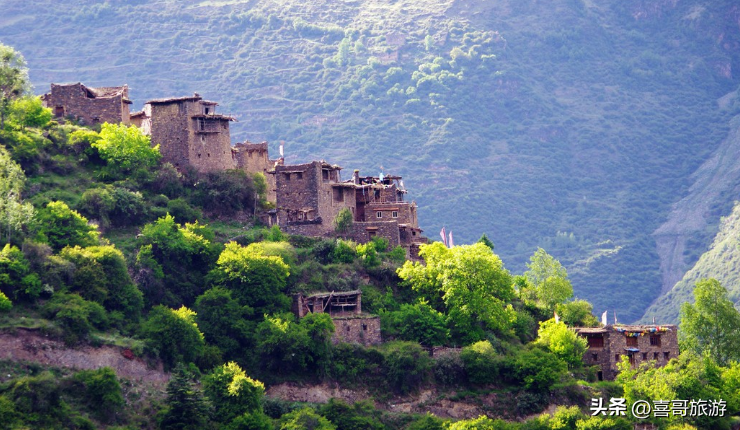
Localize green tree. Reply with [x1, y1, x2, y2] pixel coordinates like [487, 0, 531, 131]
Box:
[398, 242, 515, 343]
[141, 305, 205, 369]
[333, 207, 353, 234]
[8, 96, 51, 129]
[535, 318, 587, 368]
[0, 44, 29, 128]
[524, 248, 573, 311]
[381, 341, 432, 394]
[279, 407, 336, 430]
[382, 301, 449, 346]
[159, 364, 210, 430]
[203, 362, 265, 424]
[194, 287, 255, 361]
[92, 122, 160, 175]
[72, 367, 124, 423]
[255, 314, 311, 373]
[37, 201, 99, 251]
[460, 340, 499, 385]
[555, 299, 599, 327]
[477, 234, 494, 250]
[136, 214, 217, 307]
[209, 241, 290, 313]
[0, 145, 34, 242]
[680, 278, 740, 366]
[0, 243, 42, 300]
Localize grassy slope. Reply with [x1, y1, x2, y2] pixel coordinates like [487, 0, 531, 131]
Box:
[1, 0, 740, 321]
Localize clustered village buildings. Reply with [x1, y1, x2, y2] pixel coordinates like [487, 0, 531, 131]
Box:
[41, 82, 679, 377]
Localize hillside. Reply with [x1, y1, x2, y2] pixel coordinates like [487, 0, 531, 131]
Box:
[644, 199, 740, 324]
[2, 0, 740, 321]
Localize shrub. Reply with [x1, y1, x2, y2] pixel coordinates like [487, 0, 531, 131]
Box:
[381, 341, 432, 394]
[514, 347, 566, 392]
[382, 301, 449, 346]
[433, 349, 466, 387]
[0, 291, 11, 311]
[92, 123, 160, 176]
[167, 198, 202, 223]
[333, 239, 356, 263]
[460, 340, 500, 385]
[72, 367, 124, 423]
[141, 305, 205, 369]
[0, 243, 42, 301]
[192, 169, 255, 215]
[203, 362, 265, 423]
[279, 407, 336, 430]
[37, 201, 99, 251]
[42, 293, 109, 344]
[329, 343, 383, 382]
[333, 207, 353, 234]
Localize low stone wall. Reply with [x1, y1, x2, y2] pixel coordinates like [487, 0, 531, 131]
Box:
[332, 315, 381, 346]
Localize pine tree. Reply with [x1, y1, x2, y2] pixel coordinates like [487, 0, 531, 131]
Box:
[159, 364, 210, 430]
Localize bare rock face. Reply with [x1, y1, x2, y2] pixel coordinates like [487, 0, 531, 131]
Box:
[0, 328, 168, 386]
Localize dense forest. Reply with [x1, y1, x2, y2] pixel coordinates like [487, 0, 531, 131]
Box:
[1, 43, 740, 429]
[2, 0, 740, 322]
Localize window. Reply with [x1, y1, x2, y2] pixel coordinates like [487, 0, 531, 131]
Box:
[615, 354, 620, 362]
[392, 211, 398, 218]
[54, 106, 64, 117]
[628, 354, 635, 365]
[587, 335, 604, 348]
[368, 231, 377, 238]
[650, 335, 661, 346]
[654, 352, 659, 360]
[642, 353, 648, 360]
[376, 211, 382, 218]
[362, 324, 367, 331]
[283, 173, 291, 181]
[626, 336, 638, 347]
[298, 212, 304, 221]
[205, 107, 210, 114]
[322, 170, 329, 181]
[597, 371, 603, 381]
[199, 118, 205, 130]
[333, 188, 343, 202]
[296, 172, 303, 180]
[591, 353, 598, 361]
[664, 351, 670, 360]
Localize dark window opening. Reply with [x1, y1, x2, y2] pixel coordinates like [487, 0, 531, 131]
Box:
[322, 170, 329, 181]
[392, 211, 398, 218]
[615, 354, 620, 362]
[587, 335, 604, 348]
[654, 352, 659, 360]
[346, 326, 350, 332]
[54, 106, 64, 117]
[591, 353, 598, 361]
[362, 324, 367, 331]
[412, 231, 416, 236]
[333, 188, 343, 202]
[628, 354, 635, 365]
[664, 351, 670, 360]
[205, 107, 210, 114]
[626, 336, 638, 347]
[197, 154, 201, 158]
[199, 119, 205, 130]
[650, 335, 661, 346]
[376, 211, 382, 218]
[284, 173, 291, 181]
[368, 231, 377, 238]
[296, 172, 303, 180]
[597, 371, 603, 381]
[207, 153, 210, 157]
[642, 353, 648, 360]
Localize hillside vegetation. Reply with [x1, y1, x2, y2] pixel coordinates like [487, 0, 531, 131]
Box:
[2, 0, 740, 321]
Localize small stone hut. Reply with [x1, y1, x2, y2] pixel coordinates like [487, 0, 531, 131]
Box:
[293, 290, 381, 346]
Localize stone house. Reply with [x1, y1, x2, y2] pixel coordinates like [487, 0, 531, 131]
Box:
[41, 83, 132, 125]
[232, 141, 280, 203]
[271, 161, 426, 258]
[575, 324, 679, 381]
[137, 94, 236, 172]
[292, 290, 381, 346]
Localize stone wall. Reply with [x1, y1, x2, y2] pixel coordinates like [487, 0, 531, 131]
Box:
[46, 83, 130, 126]
[234, 142, 277, 203]
[332, 316, 382, 346]
[149, 102, 191, 169]
[348, 221, 401, 247]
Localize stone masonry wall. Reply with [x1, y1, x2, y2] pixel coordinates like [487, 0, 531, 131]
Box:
[348, 221, 401, 247]
[149, 102, 190, 169]
[47, 83, 129, 125]
[234, 142, 277, 203]
[332, 316, 382, 346]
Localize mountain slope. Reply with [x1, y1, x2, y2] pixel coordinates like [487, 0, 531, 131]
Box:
[644, 198, 740, 323]
[2, 0, 740, 321]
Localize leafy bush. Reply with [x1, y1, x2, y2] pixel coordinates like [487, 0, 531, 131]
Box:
[0, 243, 42, 301]
[43, 292, 109, 344]
[279, 407, 336, 430]
[513, 347, 566, 392]
[329, 343, 383, 382]
[204, 362, 265, 424]
[382, 301, 449, 346]
[192, 169, 255, 215]
[9, 96, 51, 129]
[194, 287, 255, 361]
[141, 305, 205, 369]
[381, 341, 432, 394]
[433, 349, 466, 387]
[318, 399, 385, 430]
[92, 123, 160, 176]
[333, 239, 356, 263]
[71, 367, 124, 423]
[37, 201, 99, 251]
[167, 198, 202, 223]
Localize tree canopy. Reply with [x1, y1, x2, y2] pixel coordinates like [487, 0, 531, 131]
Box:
[0, 44, 29, 127]
[523, 248, 573, 311]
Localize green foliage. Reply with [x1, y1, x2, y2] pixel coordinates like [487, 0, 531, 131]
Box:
[0, 243, 42, 300]
[382, 301, 449, 346]
[141, 305, 205, 369]
[0, 144, 34, 242]
[398, 242, 515, 343]
[680, 278, 740, 366]
[328, 342, 384, 382]
[380, 341, 431, 394]
[192, 169, 256, 215]
[43, 292, 109, 344]
[37, 201, 99, 251]
[136, 214, 217, 307]
[460, 341, 499, 385]
[447, 416, 518, 430]
[332, 239, 356, 263]
[92, 122, 160, 175]
[0, 290, 11, 311]
[160, 364, 210, 430]
[195, 287, 255, 361]
[535, 319, 587, 369]
[318, 399, 384, 430]
[524, 248, 573, 311]
[256, 313, 333, 374]
[333, 208, 353, 234]
[279, 407, 336, 430]
[204, 361, 265, 424]
[555, 300, 599, 327]
[72, 367, 124, 423]
[477, 234, 494, 250]
[8, 96, 51, 129]
[0, 44, 29, 127]
[60, 245, 143, 319]
[407, 413, 445, 430]
[210, 241, 290, 313]
[512, 347, 566, 392]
